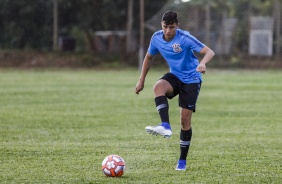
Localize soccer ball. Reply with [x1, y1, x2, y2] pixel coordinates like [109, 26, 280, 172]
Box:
[101, 155, 125, 177]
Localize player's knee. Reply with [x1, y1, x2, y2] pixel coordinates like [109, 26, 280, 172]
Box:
[180, 114, 192, 130]
[153, 82, 163, 93]
[153, 80, 173, 97]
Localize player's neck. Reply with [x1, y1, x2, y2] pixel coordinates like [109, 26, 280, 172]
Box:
[163, 35, 175, 41]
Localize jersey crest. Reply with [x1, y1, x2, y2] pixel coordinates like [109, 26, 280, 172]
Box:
[172, 43, 182, 53]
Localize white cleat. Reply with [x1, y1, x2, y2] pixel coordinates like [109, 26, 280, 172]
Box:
[145, 123, 172, 138]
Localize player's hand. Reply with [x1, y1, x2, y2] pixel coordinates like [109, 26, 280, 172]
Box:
[135, 81, 144, 94]
[196, 63, 206, 74]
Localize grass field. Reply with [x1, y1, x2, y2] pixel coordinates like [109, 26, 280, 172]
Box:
[0, 69, 281, 184]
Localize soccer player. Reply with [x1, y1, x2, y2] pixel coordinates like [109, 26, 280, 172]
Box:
[135, 11, 215, 171]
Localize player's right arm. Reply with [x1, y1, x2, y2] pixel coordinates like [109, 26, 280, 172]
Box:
[135, 53, 154, 94]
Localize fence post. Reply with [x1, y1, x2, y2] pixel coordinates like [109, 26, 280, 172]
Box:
[274, 0, 281, 58]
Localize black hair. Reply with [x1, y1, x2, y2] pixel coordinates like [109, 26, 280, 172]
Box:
[162, 11, 178, 25]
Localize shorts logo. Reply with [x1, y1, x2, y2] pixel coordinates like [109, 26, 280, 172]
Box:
[188, 104, 194, 108]
[172, 43, 182, 53]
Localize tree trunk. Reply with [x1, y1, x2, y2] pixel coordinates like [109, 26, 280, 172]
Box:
[138, 0, 144, 71]
[205, 1, 211, 47]
[53, 0, 58, 51]
[85, 30, 96, 52]
[126, 0, 133, 54]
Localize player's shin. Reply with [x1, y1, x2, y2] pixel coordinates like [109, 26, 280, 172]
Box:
[179, 128, 192, 160]
[155, 96, 169, 124]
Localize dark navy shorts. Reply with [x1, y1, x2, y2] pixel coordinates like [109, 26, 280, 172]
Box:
[160, 73, 201, 112]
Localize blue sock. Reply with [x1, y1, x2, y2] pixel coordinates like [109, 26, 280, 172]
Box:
[160, 122, 171, 129]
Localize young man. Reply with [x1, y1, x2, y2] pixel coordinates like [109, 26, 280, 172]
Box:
[135, 11, 214, 170]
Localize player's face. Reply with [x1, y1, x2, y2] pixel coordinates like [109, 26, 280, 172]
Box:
[161, 22, 178, 41]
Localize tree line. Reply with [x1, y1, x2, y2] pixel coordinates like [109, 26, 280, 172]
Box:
[0, 0, 168, 51]
[0, 0, 280, 58]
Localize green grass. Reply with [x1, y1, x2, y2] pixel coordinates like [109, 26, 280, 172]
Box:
[0, 69, 281, 184]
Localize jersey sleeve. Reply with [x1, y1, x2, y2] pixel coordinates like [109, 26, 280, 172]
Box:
[147, 35, 159, 55]
[187, 34, 205, 53]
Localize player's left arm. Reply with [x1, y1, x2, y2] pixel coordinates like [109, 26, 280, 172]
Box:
[196, 46, 215, 74]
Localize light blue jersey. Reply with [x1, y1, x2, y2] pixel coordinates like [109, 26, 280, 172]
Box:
[148, 29, 205, 84]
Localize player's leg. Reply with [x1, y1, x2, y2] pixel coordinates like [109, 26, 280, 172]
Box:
[180, 108, 192, 130]
[175, 108, 193, 170]
[145, 73, 176, 138]
[175, 82, 201, 170]
[153, 79, 174, 123]
[153, 79, 174, 97]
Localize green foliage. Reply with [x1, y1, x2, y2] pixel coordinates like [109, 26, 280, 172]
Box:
[0, 0, 169, 50]
[0, 69, 281, 183]
[0, 0, 53, 49]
